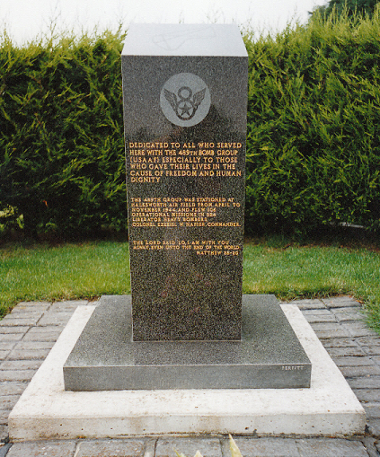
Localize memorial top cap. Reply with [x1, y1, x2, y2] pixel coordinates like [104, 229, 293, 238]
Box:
[122, 24, 248, 57]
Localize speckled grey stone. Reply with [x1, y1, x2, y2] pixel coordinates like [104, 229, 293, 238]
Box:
[63, 295, 311, 391]
[122, 24, 248, 341]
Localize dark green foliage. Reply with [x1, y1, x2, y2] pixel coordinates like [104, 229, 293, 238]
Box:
[0, 31, 127, 239]
[1, 16, 380, 239]
[311, 0, 380, 20]
[244, 13, 380, 235]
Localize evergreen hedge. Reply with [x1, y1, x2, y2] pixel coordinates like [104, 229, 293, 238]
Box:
[1, 13, 380, 238]
[245, 12, 380, 234]
[0, 30, 126, 238]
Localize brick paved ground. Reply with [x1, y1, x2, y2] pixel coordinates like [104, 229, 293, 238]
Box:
[0, 296, 379, 456]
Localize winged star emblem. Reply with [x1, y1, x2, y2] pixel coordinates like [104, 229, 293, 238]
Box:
[164, 86, 206, 121]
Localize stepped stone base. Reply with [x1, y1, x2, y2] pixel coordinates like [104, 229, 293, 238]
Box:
[64, 295, 311, 391]
[8, 297, 366, 441]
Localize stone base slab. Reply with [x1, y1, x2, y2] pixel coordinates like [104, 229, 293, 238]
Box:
[63, 295, 311, 390]
[8, 300, 366, 441]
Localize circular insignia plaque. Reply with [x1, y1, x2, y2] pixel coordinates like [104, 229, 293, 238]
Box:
[160, 73, 211, 127]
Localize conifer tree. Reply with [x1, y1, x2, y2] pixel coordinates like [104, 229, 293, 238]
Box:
[311, 0, 379, 19]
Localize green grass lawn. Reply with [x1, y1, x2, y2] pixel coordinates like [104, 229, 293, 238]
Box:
[1, 238, 379, 333]
[243, 239, 380, 331]
[0, 241, 130, 313]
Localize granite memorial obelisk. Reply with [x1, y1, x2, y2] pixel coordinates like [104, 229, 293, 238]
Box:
[123, 24, 248, 341]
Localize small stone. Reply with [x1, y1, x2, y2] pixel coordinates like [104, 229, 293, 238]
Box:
[0, 317, 39, 327]
[323, 346, 366, 357]
[76, 439, 146, 457]
[363, 403, 380, 419]
[289, 299, 326, 310]
[339, 365, 380, 377]
[332, 307, 365, 322]
[309, 322, 350, 338]
[0, 395, 20, 410]
[352, 388, 380, 402]
[0, 382, 27, 396]
[6, 440, 76, 456]
[319, 337, 357, 348]
[295, 438, 368, 456]
[347, 376, 380, 389]
[22, 327, 63, 342]
[0, 327, 30, 334]
[332, 356, 373, 367]
[156, 438, 222, 457]
[322, 296, 361, 308]
[342, 322, 378, 338]
[1, 360, 43, 370]
[230, 437, 299, 456]
[0, 370, 37, 382]
[37, 313, 74, 327]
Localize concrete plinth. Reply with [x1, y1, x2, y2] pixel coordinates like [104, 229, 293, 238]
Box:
[8, 299, 366, 441]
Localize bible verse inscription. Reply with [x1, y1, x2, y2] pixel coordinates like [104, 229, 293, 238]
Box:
[132, 239, 241, 256]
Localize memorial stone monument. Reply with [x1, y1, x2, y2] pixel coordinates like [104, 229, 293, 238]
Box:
[63, 24, 311, 391]
[123, 23, 248, 341]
